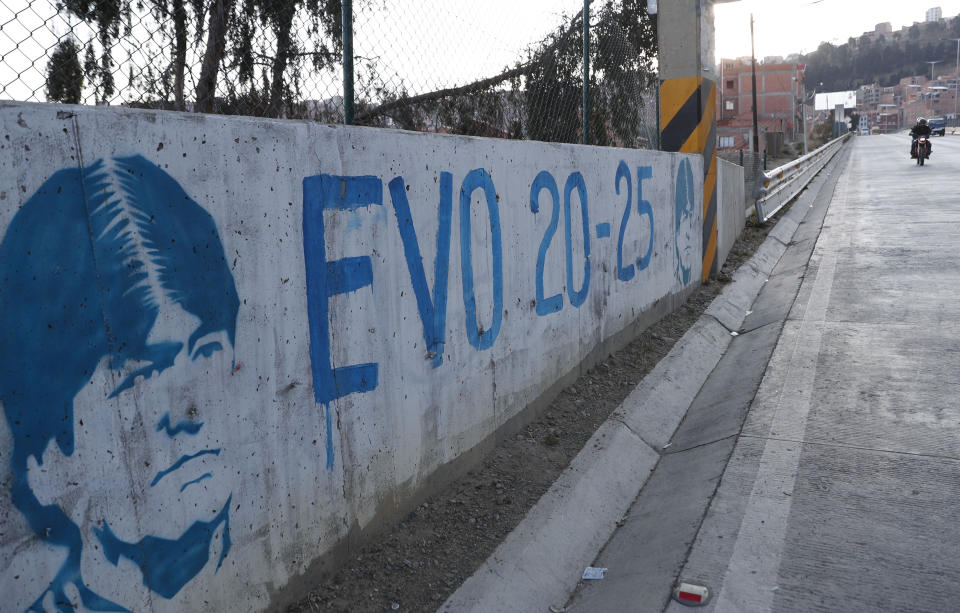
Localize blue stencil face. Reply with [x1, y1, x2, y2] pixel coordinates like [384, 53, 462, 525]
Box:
[0, 155, 239, 612]
[674, 157, 697, 285]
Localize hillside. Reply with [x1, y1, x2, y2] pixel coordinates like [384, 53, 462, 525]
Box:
[802, 15, 960, 91]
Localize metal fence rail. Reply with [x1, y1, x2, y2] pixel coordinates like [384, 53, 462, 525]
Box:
[752, 133, 851, 222]
[0, 0, 659, 148]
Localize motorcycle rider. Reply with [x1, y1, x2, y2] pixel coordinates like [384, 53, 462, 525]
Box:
[910, 117, 932, 158]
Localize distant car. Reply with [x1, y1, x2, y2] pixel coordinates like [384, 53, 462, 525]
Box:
[929, 117, 946, 136]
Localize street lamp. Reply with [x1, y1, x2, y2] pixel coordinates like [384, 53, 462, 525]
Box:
[926, 60, 942, 82]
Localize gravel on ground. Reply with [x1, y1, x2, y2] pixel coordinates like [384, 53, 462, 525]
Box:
[289, 212, 778, 613]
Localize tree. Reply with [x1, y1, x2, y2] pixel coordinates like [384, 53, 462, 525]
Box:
[59, 0, 128, 103]
[225, 0, 344, 117]
[521, 0, 656, 145]
[810, 118, 834, 148]
[848, 111, 860, 132]
[147, 0, 204, 110]
[196, 0, 235, 112]
[46, 39, 84, 104]
[349, 1, 656, 145]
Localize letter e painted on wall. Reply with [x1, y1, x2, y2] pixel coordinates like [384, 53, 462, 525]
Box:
[302, 174, 381, 405]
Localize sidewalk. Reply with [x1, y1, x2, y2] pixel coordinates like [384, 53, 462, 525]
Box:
[440, 145, 852, 613]
[661, 133, 960, 613]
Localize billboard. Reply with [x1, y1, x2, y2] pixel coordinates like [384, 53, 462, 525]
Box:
[815, 91, 857, 111]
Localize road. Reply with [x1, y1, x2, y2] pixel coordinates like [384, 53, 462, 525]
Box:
[571, 133, 960, 613]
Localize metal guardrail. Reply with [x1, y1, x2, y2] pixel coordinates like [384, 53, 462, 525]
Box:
[751, 133, 851, 223]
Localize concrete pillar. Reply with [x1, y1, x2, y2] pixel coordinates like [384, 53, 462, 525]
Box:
[658, 0, 735, 280]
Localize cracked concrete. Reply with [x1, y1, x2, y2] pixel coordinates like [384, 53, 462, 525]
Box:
[564, 144, 848, 613]
[441, 143, 852, 613]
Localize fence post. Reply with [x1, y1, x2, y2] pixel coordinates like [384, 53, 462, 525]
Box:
[582, 0, 590, 145]
[343, 0, 354, 125]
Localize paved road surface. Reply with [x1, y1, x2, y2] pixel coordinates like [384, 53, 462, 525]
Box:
[573, 134, 960, 613]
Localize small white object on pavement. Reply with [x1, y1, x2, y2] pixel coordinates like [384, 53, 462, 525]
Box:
[582, 567, 607, 580]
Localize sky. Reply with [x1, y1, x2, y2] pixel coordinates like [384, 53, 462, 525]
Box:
[715, 0, 960, 60]
[6, 0, 960, 103]
[0, 0, 589, 102]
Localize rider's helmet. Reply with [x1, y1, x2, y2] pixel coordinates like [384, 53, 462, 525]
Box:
[918, 117, 928, 125]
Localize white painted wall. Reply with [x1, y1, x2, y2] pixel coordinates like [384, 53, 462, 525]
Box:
[0, 102, 702, 611]
[717, 158, 746, 269]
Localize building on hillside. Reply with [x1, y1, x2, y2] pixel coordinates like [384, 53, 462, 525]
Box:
[926, 7, 942, 22]
[877, 104, 901, 132]
[716, 58, 803, 151]
[856, 84, 883, 131]
[858, 83, 882, 108]
[862, 22, 893, 41]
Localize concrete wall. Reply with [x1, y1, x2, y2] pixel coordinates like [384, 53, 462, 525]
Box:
[0, 102, 703, 611]
[716, 158, 747, 270]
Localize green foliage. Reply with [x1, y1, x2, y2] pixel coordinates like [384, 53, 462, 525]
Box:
[46, 39, 84, 104]
[226, 0, 344, 115]
[60, 0, 128, 102]
[848, 111, 860, 131]
[522, 0, 657, 145]
[42, 0, 657, 148]
[52, 0, 345, 114]
[352, 1, 657, 147]
[809, 118, 834, 148]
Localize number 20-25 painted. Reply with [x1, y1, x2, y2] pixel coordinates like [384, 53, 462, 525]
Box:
[302, 162, 659, 410]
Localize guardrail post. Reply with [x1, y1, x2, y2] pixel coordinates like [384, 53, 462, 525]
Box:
[752, 133, 849, 223]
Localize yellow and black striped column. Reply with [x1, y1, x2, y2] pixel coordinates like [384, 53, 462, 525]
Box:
[660, 77, 718, 281]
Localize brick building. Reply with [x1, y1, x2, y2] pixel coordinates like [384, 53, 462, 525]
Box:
[716, 58, 804, 151]
[855, 73, 960, 133]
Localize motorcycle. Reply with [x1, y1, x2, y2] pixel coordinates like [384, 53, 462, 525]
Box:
[912, 136, 931, 165]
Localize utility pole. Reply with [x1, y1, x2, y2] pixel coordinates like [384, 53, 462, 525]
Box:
[947, 38, 960, 126]
[924, 60, 941, 118]
[656, 0, 720, 280]
[583, 0, 590, 145]
[801, 80, 808, 155]
[342, 0, 354, 124]
[750, 13, 760, 153]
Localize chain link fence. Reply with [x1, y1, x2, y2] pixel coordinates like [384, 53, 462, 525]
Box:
[718, 149, 766, 205]
[0, 0, 658, 148]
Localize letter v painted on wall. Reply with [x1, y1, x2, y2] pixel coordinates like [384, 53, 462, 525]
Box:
[387, 174, 452, 368]
[302, 174, 381, 470]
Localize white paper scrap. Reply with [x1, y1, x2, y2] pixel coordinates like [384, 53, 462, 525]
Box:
[582, 567, 607, 580]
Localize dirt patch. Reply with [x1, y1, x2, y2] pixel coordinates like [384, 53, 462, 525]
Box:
[289, 218, 776, 613]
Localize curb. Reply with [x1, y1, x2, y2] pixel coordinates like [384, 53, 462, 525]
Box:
[439, 163, 831, 613]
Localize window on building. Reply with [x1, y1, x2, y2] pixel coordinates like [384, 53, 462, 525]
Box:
[725, 100, 735, 110]
[719, 136, 736, 148]
[726, 79, 735, 89]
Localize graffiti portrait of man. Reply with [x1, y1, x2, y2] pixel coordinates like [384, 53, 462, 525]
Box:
[674, 157, 698, 285]
[0, 155, 240, 611]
